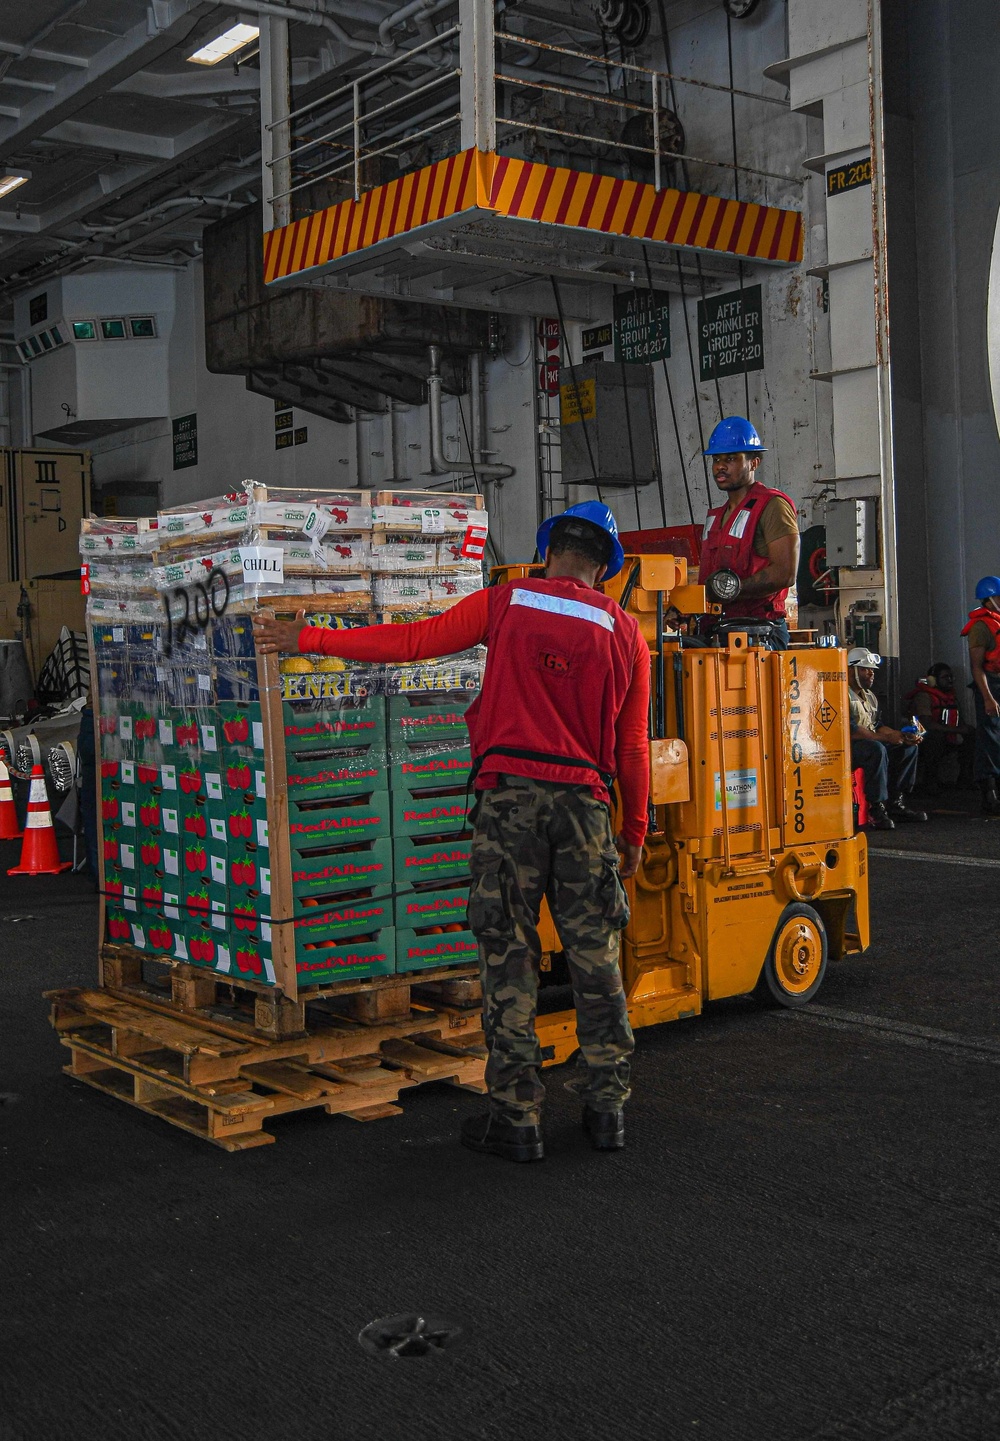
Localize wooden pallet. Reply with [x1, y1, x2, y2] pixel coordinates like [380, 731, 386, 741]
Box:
[100, 946, 482, 1037]
[46, 985, 487, 1151]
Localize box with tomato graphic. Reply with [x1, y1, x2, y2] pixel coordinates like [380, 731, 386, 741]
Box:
[284, 748, 388, 803]
[104, 872, 138, 913]
[290, 836, 393, 905]
[392, 832, 473, 886]
[281, 693, 386, 753]
[180, 836, 229, 899]
[395, 926, 479, 973]
[393, 881, 469, 932]
[221, 796, 269, 851]
[180, 919, 235, 976]
[295, 930, 394, 986]
[217, 702, 265, 759]
[287, 790, 391, 863]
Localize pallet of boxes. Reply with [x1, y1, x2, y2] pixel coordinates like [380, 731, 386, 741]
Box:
[46, 486, 493, 1150]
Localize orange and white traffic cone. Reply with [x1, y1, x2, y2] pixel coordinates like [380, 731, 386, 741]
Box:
[8, 765, 69, 875]
[0, 758, 22, 841]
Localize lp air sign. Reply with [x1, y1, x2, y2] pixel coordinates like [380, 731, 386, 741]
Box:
[697, 285, 764, 381]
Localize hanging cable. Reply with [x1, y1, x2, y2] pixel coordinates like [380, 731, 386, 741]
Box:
[644, 361, 668, 528]
[550, 277, 602, 502]
[643, 245, 695, 526]
[726, 9, 751, 415]
[674, 253, 713, 507]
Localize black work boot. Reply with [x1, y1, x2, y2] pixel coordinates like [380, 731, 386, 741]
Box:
[866, 801, 895, 831]
[582, 1106, 625, 1151]
[981, 779, 1000, 816]
[888, 795, 928, 823]
[460, 1112, 544, 1163]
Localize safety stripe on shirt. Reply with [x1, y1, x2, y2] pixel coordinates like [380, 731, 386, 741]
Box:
[510, 587, 616, 632]
[728, 508, 752, 539]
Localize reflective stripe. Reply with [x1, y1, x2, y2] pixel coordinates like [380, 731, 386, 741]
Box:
[27, 778, 47, 805]
[510, 587, 615, 632]
[26, 810, 51, 829]
[703, 515, 716, 540]
[728, 508, 752, 539]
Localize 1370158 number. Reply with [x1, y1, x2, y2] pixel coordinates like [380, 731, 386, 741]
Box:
[788, 655, 806, 834]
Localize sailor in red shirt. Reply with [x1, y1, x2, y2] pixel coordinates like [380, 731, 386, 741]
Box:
[697, 415, 800, 650]
[254, 503, 650, 1163]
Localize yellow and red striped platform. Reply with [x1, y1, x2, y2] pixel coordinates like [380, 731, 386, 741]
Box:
[263, 147, 803, 286]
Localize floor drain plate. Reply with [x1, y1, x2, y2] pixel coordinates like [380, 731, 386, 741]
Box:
[358, 1313, 463, 1359]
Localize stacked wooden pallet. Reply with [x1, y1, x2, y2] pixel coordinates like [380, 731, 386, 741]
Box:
[47, 954, 485, 1150]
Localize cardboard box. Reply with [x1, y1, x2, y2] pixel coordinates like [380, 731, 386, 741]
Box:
[287, 790, 391, 859]
[390, 744, 472, 791]
[290, 836, 393, 902]
[393, 882, 469, 930]
[390, 786, 473, 837]
[295, 930, 395, 986]
[392, 832, 473, 886]
[281, 693, 385, 752]
[395, 926, 479, 973]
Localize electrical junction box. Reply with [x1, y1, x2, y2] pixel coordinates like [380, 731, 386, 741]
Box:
[559, 361, 656, 488]
[824, 498, 878, 568]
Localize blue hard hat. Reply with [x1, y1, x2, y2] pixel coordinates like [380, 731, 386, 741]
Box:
[536, 501, 625, 581]
[703, 415, 768, 455]
[975, 575, 1000, 601]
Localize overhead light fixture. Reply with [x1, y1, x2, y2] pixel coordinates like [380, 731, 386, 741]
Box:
[0, 172, 30, 201]
[188, 22, 259, 65]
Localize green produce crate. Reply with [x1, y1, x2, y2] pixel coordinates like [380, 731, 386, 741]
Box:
[390, 743, 472, 790]
[395, 925, 479, 973]
[392, 832, 473, 887]
[295, 928, 395, 986]
[387, 691, 475, 745]
[393, 881, 469, 930]
[292, 890, 392, 940]
[287, 790, 391, 860]
[282, 693, 386, 752]
[390, 785, 473, 837]
[284, 747, 387, 802]
[290, 835, 393, 902]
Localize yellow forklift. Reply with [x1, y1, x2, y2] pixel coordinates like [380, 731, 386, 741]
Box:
[490, 554, 869, 1066]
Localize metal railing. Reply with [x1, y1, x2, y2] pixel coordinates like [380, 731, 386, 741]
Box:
[494, 30, 800, 193]
[265, 24, 462, 207]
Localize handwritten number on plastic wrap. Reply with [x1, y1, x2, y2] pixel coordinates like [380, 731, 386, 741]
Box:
[163, 567, 230, 655]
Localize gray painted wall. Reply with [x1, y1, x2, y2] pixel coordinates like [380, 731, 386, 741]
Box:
[889, 0, 1000, 701]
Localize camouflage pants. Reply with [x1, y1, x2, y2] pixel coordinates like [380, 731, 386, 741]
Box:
[467, 777, 635, 1126]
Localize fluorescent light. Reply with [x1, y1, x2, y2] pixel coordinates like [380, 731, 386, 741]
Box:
[0, 173, 29, 200]
[188, 22, 259, 65]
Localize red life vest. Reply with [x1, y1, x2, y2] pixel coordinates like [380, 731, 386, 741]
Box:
[961, 606, 1000, 674]
[904, 681, 958, 726]
[698, 480, 796, 620]
[464, 576, 641, 803]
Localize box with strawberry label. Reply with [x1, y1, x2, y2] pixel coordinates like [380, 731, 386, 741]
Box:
[286, 790, 391, 865]
[295, 930, 394, 986]
[392, 832, 474, 887]
[390, 785, 474, 839]
[290, 835, 393, 907]
[395, 926, 479, 973]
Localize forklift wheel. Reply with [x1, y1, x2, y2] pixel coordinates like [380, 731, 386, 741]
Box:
[754, 903, 828, 1009]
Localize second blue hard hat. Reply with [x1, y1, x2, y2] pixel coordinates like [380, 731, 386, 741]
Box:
[536, 501, 625, 581]
[703, 415, 768, 455]
[975, 575, 1000, 601]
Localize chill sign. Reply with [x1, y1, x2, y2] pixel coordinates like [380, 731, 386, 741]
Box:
[241, 546, 284, 585]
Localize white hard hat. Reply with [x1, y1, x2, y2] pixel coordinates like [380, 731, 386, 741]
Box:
[847, 647, 881, 668]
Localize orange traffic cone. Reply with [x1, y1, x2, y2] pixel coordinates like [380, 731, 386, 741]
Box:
[8, 765, 69, 875]
[0, 758, 22, 841]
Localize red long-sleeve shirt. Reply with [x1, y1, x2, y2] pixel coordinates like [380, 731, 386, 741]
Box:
[298, 584, 650, 844]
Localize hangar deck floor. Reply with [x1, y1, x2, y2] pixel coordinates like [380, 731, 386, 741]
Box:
[3, 792, 999, 1441]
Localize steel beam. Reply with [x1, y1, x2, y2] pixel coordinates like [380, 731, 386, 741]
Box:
[0, 0, 208, 159]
